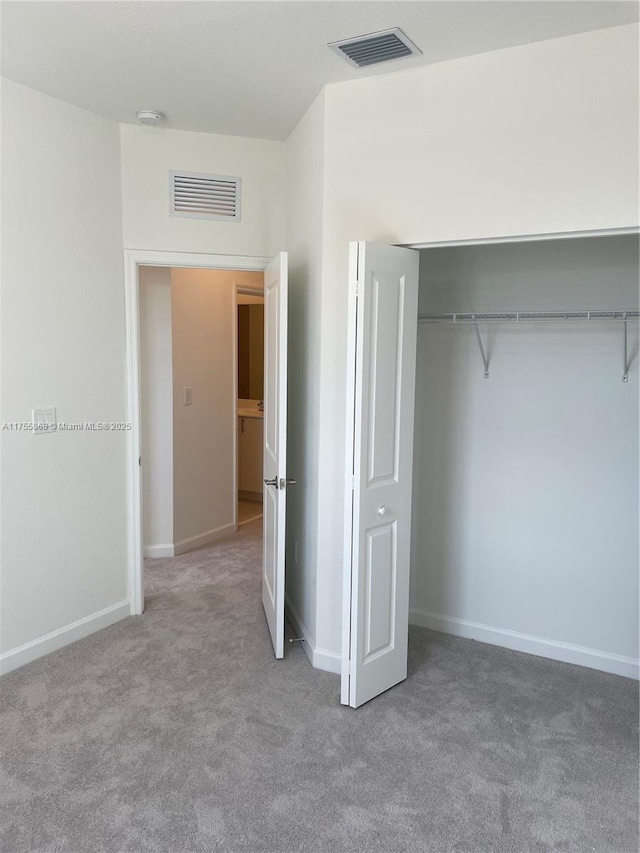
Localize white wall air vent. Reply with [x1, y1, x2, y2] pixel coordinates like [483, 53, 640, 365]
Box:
[169, 171, 241, 221]
[328, 28, 422, 69]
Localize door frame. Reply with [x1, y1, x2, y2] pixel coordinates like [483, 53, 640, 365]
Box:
[404, 225, 639, 250]
[341, 225, 640, 700]
[124, 250, 272, 615]
[235, 285, 266, 518]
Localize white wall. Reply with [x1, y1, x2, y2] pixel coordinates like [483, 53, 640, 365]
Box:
[411, 235, 639, 675]
[139, 266, 173, 556]
[307, 24, 640, 659]
[170, 268, 263, 551]
[120, 125, 286, 256]
[0, 80, 128, 670]
[284, 91, 327, 663]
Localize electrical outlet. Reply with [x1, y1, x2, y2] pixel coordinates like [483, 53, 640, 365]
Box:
[183, 387, 192, 406]
[32, 407, 57, 435]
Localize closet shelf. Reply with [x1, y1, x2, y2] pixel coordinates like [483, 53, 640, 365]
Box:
[418, 310, 640, 323]
[417, 310, 639, 382]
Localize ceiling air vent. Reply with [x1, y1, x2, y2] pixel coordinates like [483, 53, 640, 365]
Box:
[170, 171, 241, 222]
[329, 27, 421, 69]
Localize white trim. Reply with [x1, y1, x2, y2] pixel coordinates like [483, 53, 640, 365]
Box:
[124, 250, 272, 616]
[238, 490, 263, 502]
[406, 226, 639, 250]
[0, 601, 130, 676]
[238, 512, 263, 528]
[312, 646, 342, 674]
[143, 544, 175, 559]
[173, 523, 237, 556]
[285, 597, 341, 675]
[126, 250, 272, 271]
[341, 241, 361, 702]
[125, 250, 144, 615]
[409, 608, 639, 681]
[231, 285, 238, 531]
[313, 645, 342, 674]
[237, 286, 264, 297]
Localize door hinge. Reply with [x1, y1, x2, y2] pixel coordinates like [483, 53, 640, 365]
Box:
[351, 475, 355, 491]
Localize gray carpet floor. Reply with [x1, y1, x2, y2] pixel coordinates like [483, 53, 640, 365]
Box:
[1, 519, 638, 853]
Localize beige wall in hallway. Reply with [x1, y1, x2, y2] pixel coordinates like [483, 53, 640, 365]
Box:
[170, 268, 263, 550]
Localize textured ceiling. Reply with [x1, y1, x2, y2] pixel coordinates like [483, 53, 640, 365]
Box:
[2, 1, 638, 140]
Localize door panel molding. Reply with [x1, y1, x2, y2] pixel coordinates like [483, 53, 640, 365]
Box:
[363, 520, 397, 661]
[341, 241, 419, 708]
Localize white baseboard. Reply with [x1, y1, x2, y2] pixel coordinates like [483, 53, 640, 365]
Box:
[313, 644, 342, 674]
[238, 491, 263, 503]
[0, 600, 130, 676]
[285, 597, 341, 675]
[238, 514, 263, 528]
[409, 607, 639, 680]
[144, 544, 174, 558]
[173, 522, 237, 556]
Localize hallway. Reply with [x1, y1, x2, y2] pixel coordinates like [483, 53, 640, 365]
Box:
[144, 517, 263, 600]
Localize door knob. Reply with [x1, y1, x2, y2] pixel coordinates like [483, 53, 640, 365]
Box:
[279, 478, 297, 489]
[264, 477, 278, 488]
[378, 506, 387, 516]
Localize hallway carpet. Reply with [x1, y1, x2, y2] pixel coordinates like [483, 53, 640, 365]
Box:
[237, 498, 263, 527]
[1, 520, 638, 853]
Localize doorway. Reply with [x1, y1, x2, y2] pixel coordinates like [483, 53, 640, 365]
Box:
[139, 266, 265, 566]
[125, 251, 272, 615]
[236, 287, 265, 529]
[125, 249, 290, 660]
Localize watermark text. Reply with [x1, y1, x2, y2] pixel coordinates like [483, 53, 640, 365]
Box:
[2, 421, 132, 433]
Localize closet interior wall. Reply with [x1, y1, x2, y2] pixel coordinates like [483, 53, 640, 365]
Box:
[410, 235, 639, 673]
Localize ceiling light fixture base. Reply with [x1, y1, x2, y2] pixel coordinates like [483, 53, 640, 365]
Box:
[136, 109, 165, 126]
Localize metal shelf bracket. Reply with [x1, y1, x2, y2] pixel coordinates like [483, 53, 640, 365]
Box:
[472, 316, 490, 379]
[622, 313, 629, 383]
[418, 309, 639, 383]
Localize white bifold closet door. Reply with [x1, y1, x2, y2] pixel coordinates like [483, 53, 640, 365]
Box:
[341, 242, 420, 708]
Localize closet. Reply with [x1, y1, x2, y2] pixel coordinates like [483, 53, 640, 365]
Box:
[411, 232, 638, 660]
[341, 233, 639, 707]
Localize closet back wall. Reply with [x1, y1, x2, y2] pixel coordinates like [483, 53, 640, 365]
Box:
[411, 235, 639, 676]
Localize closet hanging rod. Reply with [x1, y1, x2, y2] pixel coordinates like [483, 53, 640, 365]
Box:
[418, 310, 639, 382]
[418, 310, 640, 324]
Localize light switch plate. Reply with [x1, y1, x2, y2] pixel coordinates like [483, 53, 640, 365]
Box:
[32, 406, 57, 434]
[183, 387, 192, 406]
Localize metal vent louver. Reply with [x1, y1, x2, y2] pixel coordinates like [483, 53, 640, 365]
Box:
[170, 171, 241, 221]
[329, 27, 421, 69]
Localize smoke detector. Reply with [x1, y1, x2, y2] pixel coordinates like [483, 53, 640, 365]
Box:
[329, 27, 422, 69]
[136, 109, 165, 126]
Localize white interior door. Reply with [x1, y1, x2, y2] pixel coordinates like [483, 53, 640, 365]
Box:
[341, 241, 419, 707]
[262, 252, 288, 658]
